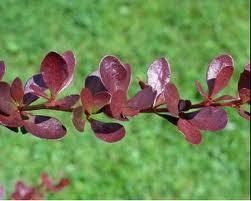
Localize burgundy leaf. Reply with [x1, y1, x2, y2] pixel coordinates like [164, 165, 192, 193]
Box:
[177, 118, 202, 144]
[127, 87, 156, 110]
[0, 61, 5, 80]
[187, 107, 228, 131]
[61, 50, 76, 91]
[147, 58, 171, 97]
[56, 95, 79, 110]
[99, 55, 128, 93]
[164, 83, 180, 116]
[41, 52, 68, 97]
[0, 111, 23, 127]
[11, 77, 24, 104]
[110, 90, 127, 118]
[72, 106, 85, 132]
[238, 63, 250, 102]
[23, 115, 66, 139]
[154, 92, 166, 107]
[238, 107, 250, 120]
[178, 99, 192, 112]
[90, 119, 126, 143]
[85, 75, 107, 95]
[195, 80, 207, 98]
[93, 91, 111, 111]
[41, 172, 70, 192]
[81, 88, 94, 114]
[208, 66, 234, 97]
[207, 55, 234, 97]
[23, 74, 47, 105]
[0, 82, 17, 115]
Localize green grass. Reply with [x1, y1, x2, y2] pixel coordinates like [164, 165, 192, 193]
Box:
[0, 0, 250, 199]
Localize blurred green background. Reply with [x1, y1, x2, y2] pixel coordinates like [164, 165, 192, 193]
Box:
[0, 0, 250, 199]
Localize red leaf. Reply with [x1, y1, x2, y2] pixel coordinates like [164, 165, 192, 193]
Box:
[187, 107, 228, 131]
[56, 95, 79, 110]
[195, 80, 207, 98]
[0, 82, 17, 115]
[127, 87, 156, 110]
[164, 83, 180, 116]
[99, 55, 129, 93]
[90, 119, 126, 143]
[208, 66, 234, 97]
[81, 88, 94, 114]
[23, 74, 48, 105]
[0, 111, 23, 127]
[93, 91, 111, 111]
[72, 106, 85, 132]
[147, 58, 171, 97]
[0, 61, 5, 80]
[11, 77, 24, 104]
[238, 107, 250, 120]
[23, 115, 67, 139]
[41, 172, 70, 192]
[238, 63, 250, 102]
[177, 118, 202, 144]
[85, 75, 107, 95]
[61, 50, 76, 91]
[11, 181, 41, 200]
[110, 90, 127, 118]
[41, 52, 68, 97]
[207, 55, 234, 97]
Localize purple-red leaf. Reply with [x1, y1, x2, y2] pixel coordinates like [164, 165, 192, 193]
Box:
[195, 80, 207, 98]
[85, 75, 107, 95]
[41, 172, 70, 192]
[99, 55, 129, 93]
[208, 66, 234, 97]
[177, 118, 202, 144]
[56, 95, 79, 110]
[147, 58, 171, 97]
[23, 74, 47, 105]
[11, 181, 38, 200]
[61, 51, 76, 91]
[90, 119, 126, 143]
[207, 55, 234, 97]
[110, 90, 127, 118]
[0, 82, 17, 115]
[23, 115, 66, 139]
[0, 61, 5, 80]
[93, 91, 111, 111]
[0, 111, 23, 127]
[72, 106, 85, 132]
[127, 87, 156, 110]
[11, 77, 24, 104]
[238, 63, 250, 102]
[81, 88, 94, 114]
[164, 83, 180, 116]
[41, 52, 68, 97]
[187, 107, 228, 131]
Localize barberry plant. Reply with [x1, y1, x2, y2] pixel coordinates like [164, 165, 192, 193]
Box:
[0, 51, 250, 144]
[0, 172, 69, 200]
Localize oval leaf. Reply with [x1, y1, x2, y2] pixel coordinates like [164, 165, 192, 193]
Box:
[177, 118, 202, 144]
[90, 119, 126, 143]
[11, 77, 24, 104]
[72, 106, 85, 132]
[164, 83, 180, 116]
[99, 55, 128, 93]
[93, 91, 111, 111]
[85, 75, 107, 95]
[207, 55, 234, 96]
[56, 95, 79, 110]
[147, 58, 171, 97]
[23, 115, 67, 139]
[0, 82, 17, 115]
[238, 63, 250, 101]
[41, 52, 68, 97]
[127, 87, 156, 110]
[187, 107, 228, 131]
[81, 88, 94, 114]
